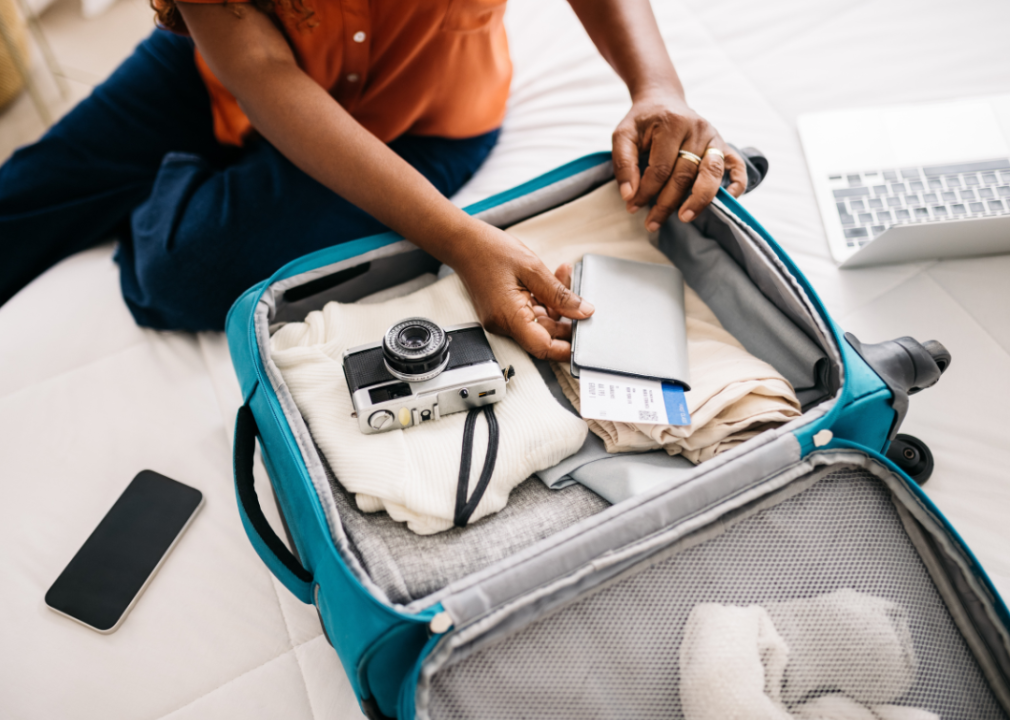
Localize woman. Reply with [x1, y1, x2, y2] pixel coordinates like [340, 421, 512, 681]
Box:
[0, 0, 745, 361]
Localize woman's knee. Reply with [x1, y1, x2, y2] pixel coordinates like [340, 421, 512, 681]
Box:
[120, 152, 243, 330]
[119, 142, 391, 332]
[117, 230, 244, 332]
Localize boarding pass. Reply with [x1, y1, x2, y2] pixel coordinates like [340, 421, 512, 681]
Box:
[578, 369, 691, 426]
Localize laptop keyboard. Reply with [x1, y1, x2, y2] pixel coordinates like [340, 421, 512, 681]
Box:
[829, 158, 1010, 247]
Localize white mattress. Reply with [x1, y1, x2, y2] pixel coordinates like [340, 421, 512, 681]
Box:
[3, 1, 1009, 717]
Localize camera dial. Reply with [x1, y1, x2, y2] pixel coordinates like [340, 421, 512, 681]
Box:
[382, 317, 451, 382]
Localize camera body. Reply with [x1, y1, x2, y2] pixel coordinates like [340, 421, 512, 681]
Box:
[342, 319, 509, 434]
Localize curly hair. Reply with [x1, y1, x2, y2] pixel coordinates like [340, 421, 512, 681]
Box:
[152, 0, 316, 34]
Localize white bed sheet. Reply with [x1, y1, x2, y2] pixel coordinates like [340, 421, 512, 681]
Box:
[2, 1, 1008, 717]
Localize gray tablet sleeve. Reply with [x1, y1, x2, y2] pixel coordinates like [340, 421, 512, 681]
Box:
[570, 253, 691, 389]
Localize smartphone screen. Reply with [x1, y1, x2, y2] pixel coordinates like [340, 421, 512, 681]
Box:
[45, 470, 203, 633]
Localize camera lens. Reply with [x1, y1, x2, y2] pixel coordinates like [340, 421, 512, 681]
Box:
[382, 317, 450, 382]
[398, 325, 430, 349]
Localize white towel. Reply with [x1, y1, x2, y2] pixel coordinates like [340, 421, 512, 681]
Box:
[679, 592, 936, 720]
[871, 706, 939, 720]
[793, 694, 879, 720]
[767, 589, 918, 706]
[679, 604, 793, 720]
[270, 273, 588, 535]
[506, 181, 801, 463]
[793, 695, 939, 720]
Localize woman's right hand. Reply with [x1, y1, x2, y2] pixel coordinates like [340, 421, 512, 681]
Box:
[451, 225, 594, 362]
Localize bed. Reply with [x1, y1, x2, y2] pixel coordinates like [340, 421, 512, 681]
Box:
[2, 0, 1008, 717]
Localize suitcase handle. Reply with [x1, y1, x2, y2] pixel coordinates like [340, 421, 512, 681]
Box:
[234, 404, 315, 603]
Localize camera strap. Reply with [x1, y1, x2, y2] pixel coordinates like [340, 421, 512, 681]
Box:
[453, 405, 500, 527]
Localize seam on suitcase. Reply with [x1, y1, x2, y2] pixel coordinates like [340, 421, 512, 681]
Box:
[813, 450, 1010, 705]
[894, 501, 1010, 712]
[469, 161, 613, 228]
[858, 454, 1010, 665]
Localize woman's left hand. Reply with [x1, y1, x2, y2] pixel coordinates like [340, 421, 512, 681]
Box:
[612, 90, 748, 230]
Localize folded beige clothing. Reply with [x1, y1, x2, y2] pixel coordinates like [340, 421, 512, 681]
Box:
[506, 180, 801, 463]
[550, 285, 800, 462]
[270, 273, 588, 535]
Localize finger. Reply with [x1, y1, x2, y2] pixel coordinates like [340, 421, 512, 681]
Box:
[644, 132, 712, 231]
[677, 145, 726, 223]
[630, 119, 688, 211]
[724, 146, 748, 198]
[530, 296, 561, 321]
[534, 315, 573, 341]
[554, 262, 573, 290]
[531, 303, 562, 322]
[532, 303, 562, 324]
[545, 264, 572, 320]
[522, 262, 594, 320]
[511, 314, 573, 362]
[612, 122, 641, 204]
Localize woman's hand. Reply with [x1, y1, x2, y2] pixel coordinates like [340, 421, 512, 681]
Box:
[451, 226, 593, 362]
[613, 90, 748, 232]
[564, 0, 747, 226]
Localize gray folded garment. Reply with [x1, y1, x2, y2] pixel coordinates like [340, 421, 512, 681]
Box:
[320, 450, 610, 604]
[531, 357, 697, 502]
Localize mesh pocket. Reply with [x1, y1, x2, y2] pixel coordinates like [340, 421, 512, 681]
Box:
[426, 468, 1007, 720]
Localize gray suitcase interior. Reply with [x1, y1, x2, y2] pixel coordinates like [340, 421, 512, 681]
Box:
[416, 455, 1010, 719]
[248, 162, 1010, 718]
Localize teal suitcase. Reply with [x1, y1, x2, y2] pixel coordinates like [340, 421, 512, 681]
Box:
[226, 153, 1010, 719]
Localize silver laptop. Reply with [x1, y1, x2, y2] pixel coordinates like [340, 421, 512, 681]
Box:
[798, 94, 1010, 268]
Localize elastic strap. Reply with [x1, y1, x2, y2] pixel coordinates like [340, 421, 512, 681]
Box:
[453, 405, 500, 527]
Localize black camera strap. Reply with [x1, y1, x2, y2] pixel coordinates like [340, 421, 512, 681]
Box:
[453, 405, 500, 528]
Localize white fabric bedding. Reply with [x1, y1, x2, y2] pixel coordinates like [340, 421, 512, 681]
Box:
[2, 1, 1009, 718]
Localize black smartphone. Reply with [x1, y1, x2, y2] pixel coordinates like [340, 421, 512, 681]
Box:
[45, 470, 203, 633]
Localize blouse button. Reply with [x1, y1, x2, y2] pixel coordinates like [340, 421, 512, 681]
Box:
[347, 73, 360, 82]
[353, 31, 366, 43]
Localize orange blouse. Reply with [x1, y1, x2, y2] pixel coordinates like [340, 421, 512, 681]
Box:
[172, 0, 511, 147]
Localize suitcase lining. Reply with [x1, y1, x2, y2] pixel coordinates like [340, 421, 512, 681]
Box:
[417, 462, 1010, 720]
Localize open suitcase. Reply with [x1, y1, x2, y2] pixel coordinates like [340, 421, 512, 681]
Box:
[225, 153, 1010, 720]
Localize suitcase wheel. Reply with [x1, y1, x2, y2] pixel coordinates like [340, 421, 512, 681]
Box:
[886, 434, 934, 485]
[922, 339, 951, 375]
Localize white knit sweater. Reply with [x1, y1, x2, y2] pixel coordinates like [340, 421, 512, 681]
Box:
[270, 273, 588, 535]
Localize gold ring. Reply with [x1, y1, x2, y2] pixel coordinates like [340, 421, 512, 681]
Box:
[704, 147, 725, 161]
[678, 150, 702, 166]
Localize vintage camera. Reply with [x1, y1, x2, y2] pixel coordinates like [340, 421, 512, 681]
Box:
[342, 317, 512, 434]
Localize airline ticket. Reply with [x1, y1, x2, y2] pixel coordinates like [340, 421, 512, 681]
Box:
[578, 369, 691, 426]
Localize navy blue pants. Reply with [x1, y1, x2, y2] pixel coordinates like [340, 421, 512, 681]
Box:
[0, 30, 499, 331]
